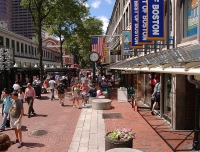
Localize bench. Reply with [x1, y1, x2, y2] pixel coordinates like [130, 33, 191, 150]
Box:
[92, 99, 111, 110]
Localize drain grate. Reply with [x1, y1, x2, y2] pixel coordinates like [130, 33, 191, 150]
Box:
[102, 113, 123, 119]
[30, 130, 48, 137]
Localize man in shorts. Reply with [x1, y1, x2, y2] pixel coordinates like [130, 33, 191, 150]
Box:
[8, 91, 24, 148]
[56, 79, 67, 106]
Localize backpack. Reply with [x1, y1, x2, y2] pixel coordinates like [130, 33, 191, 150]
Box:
[91, 88, 97, 97]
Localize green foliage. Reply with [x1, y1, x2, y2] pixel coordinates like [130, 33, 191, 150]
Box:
[108, 128, 136, 141]
[64, 17, 103, 68]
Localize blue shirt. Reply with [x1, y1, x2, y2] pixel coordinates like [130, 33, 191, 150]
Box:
[3, 96, 12, 113]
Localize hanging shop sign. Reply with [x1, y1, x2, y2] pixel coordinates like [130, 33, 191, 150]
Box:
[103, 43, 110, 64]
[138, 0, 152, 44]
[131, 0, 143, 49]
[110, 50, 121, 55]
[146, 0, 165, 40]
[122, 31, 133, 55]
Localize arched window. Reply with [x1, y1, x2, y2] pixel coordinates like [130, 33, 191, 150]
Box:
[182, 0, 198, 38]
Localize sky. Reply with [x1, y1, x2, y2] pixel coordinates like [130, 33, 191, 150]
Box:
[84, 0, 115, 33]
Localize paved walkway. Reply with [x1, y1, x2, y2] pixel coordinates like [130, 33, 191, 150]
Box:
[0, 88, 197, 152]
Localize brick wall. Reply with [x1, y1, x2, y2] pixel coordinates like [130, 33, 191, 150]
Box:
[185, 77, 195, 129]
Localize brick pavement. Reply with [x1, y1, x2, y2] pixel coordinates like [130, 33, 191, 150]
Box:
[104, 89, 196, 152]
[0, 88, 197, 152]
[3, 92, 81, 152]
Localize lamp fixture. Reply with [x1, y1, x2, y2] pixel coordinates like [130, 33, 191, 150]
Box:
[13, 63, 18, 67]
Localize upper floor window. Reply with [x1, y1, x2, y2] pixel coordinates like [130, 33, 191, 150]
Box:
[0, 36, 3, 46]
[183, 0, 198, 37]
[6, 38, 9, 48]
[21, 43, 24, 53]
[25, 44, 27, 54]
[16, 42, 19, 52]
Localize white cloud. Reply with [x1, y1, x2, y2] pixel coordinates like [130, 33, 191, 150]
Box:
[98, 16, 109, 32]
[91, 0, 101, 8]
[83, 2, 89, 7]
[105, 0, 112, 4]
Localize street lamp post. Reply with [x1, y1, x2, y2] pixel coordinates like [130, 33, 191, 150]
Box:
[0, 48, 10, 90]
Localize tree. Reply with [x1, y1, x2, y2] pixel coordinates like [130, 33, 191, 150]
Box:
[21, 0, 62, 80]
[65, 17, 103, 68]
[44, 0, 89, 67]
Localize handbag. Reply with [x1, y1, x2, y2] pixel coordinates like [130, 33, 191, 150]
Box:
[81, 91, 86, 96]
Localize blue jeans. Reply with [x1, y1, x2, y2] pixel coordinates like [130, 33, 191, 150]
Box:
[50, 89, 55, 100]
[0, 112, 8, 130]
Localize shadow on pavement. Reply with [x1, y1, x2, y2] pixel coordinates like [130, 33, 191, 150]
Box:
[138, 108, 194, 152]
[32, 114, 48, 117]
[21, 126, 28, 131]
[23, 142, 45, 148]
[40, 96, 50, 100]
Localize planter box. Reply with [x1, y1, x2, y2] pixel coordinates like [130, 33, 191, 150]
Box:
[105, 132, 133, 151]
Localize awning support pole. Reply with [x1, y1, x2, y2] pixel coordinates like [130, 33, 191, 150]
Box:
[187, 75, 200, 150]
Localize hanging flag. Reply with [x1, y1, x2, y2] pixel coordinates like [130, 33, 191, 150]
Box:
[92, 37, 104, 56]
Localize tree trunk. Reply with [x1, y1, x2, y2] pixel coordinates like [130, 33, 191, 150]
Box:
[60, 37, 63, 68]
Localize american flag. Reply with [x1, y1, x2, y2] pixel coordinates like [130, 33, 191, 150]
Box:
[92, 37, 104, 56]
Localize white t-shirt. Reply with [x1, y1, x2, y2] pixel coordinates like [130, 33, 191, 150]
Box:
[13, 84, 20, 90]
[81, 77, 86, 83]
[49, 80, 56, 89]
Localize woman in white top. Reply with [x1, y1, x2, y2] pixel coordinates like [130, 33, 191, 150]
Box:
[18, 88, 25, 103]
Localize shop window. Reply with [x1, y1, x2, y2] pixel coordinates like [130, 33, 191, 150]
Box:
[182, 0, 198, 37]
[164, 74, 173, 119]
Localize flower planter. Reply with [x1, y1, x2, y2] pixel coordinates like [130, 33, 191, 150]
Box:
[105, 132, 133, 151]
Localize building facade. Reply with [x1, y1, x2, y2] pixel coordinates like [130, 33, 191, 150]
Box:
[106, 0, 199, 133]
[0, 0, 11, 30]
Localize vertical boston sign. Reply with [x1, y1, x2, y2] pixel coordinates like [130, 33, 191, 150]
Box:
[138, 0, 152, 44]
[147, 0, 165, 40]
[131, 0, 143, 48]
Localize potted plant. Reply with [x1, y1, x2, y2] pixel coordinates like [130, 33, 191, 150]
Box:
[105, 128, 136, 151]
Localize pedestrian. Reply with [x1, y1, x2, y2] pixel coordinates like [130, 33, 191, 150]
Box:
[0, 89, 12, 132]
[80, 83, 87, 107]
[8, 91, 24, 148]
[0, 133, 11, 151]
[80, 75, 86, 84]
[72, 81, 80, 108]
[151, 79, 161, 115]
[49, 77, 56, 101]
[13, 81, 20, 92]
[18, 88, 25, 103]
[56, 79, 67, 106]
[24, 83, 36, 118]
[88, 84, 97, 97]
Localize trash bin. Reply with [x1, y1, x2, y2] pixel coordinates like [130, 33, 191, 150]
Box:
[33, 85, 41, 98]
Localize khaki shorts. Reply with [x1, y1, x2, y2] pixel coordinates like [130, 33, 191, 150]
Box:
[10, 118, 22, 129]
[58, 94, 65, 99]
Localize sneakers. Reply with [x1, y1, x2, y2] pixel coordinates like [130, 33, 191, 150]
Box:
[0, 129, 5, 132]
[151, 111, 155, 115]
[82, 103, 86, 107]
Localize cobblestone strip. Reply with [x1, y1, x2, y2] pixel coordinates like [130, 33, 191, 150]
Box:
[68, 107, 105, 152]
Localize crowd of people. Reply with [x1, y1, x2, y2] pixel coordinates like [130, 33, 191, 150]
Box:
[0, 71, 115, 150]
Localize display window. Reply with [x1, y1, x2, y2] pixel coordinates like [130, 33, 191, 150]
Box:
[164, 74, 173, 118]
